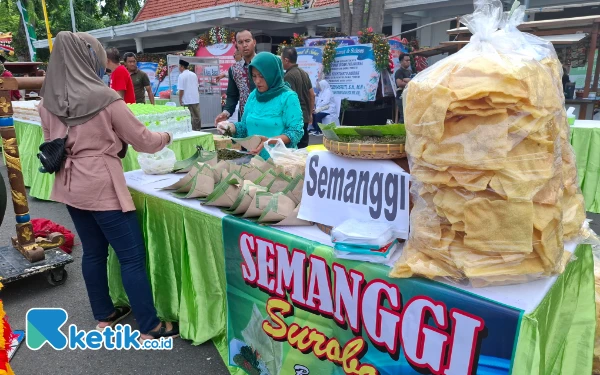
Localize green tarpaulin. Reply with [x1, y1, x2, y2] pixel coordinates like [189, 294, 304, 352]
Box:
[571, 125, 600, 213]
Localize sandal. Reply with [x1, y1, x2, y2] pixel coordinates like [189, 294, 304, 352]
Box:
[145, 321, 179, 340]
[95, 306, 132, 331]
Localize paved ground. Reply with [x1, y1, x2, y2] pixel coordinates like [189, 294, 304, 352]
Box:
[0, 163, 231, 375]
[1, 131, 598, 374]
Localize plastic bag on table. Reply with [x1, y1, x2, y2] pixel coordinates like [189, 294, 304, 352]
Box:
[391, 0, 590, 287]
[264, 139, 308, 177]
[331, 219, 397, 248]
[138, 147, 176, 175]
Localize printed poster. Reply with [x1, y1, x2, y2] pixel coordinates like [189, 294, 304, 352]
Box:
[137, 62, 159, 92]
[326, 44, 380, 102]
[296, 47, 323, 89]
[155, 66, 181, 96]
[388, 37, 409, 75]
[224, 217, 522, 375]
[195, 43, 237, 92]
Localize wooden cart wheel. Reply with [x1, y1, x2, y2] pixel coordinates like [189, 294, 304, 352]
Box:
[46, 267, 68, 286]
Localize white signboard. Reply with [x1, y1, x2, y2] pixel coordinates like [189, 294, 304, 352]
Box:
[325, 44, 380, 102]
[298, 151, 410, 238]
[203, 65, 220, 77]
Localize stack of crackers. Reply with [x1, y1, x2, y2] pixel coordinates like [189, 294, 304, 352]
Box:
[390, 40, 586, 287]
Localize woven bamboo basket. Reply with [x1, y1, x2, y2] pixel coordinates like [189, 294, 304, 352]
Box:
[323, 137, 406, 159]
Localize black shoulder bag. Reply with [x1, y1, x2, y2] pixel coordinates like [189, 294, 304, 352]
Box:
[37, 126, 69, 174]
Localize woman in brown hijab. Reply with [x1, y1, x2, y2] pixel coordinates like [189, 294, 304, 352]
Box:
[40, 31, 178, 340]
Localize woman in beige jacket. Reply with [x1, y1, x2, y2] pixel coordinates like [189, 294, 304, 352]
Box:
[40, 31, 178, 340]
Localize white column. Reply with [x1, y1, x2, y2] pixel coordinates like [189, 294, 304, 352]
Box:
[523, 0, 531, 21]
[392, 14, 403, 36]
[418, 17, 432, 48]
[306, 25, 317, 37]
[134, 37, 144, 53]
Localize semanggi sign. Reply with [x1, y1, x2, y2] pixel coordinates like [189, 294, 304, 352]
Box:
[299, 151, 410, 239]
[224, 217, 521, 375]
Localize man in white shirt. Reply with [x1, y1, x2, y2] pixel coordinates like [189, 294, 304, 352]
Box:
[177, 60, 201, 130]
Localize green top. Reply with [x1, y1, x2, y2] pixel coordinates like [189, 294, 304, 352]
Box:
[130, 69, 151, 104]
[285, 65, 313, 124]
[234, 89, 304, 159]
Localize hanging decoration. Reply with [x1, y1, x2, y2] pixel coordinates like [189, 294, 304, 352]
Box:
[186, 27, 236, 56]
[358, 27, 392, 73]
[135, 53, 166, 63]
[155, 59, 168, 86]
[291, 33, 307, 47]
[276, 41, 289, 56]
[322, 39, 339, 74]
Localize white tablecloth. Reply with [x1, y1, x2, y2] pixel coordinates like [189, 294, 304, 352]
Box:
[125, 169, 575, 313]
[13, 117, 210, 141]
[572, 120, 600, 129]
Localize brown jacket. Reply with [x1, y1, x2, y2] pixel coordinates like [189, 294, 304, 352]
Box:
[40, 99, 170, 212]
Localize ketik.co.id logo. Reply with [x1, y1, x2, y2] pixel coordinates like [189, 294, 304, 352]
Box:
[26, 308, 173, 350]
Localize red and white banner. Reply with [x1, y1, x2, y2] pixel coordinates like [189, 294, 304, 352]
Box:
[195, 43, 237, 93]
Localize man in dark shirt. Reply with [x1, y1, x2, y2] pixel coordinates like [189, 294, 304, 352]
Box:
[395, 53, 412, 123]
[282, 47, 315, 148]
[124, 52, 155, 105]
[214, 30, 256, 124]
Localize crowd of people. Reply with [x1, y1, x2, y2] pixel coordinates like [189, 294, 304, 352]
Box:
[2, 24, 417, 347]
[25, 29, 342, 339]
[2, 28, 347, 150]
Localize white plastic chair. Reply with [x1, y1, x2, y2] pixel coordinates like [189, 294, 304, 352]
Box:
[322, 96, 342, 126]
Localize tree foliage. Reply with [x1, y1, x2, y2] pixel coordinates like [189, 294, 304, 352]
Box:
[0, 0, 143, 61]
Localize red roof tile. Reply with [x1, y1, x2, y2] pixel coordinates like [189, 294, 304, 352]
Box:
[134, 0, 283, 22]
[312, 0, 340, 7]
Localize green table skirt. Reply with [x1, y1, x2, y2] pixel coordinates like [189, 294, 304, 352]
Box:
[12, 121, 214, 201]
[107, 191, 244, 375]
[571, 125, 600, 213]
[108, 188, 595, 375]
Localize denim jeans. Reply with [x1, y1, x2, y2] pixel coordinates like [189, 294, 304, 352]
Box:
[67, 206, 160, 333]
[312, 112, 329, 132]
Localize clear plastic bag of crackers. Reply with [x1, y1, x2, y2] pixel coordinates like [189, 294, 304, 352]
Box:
[391, 0, 593, 286]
